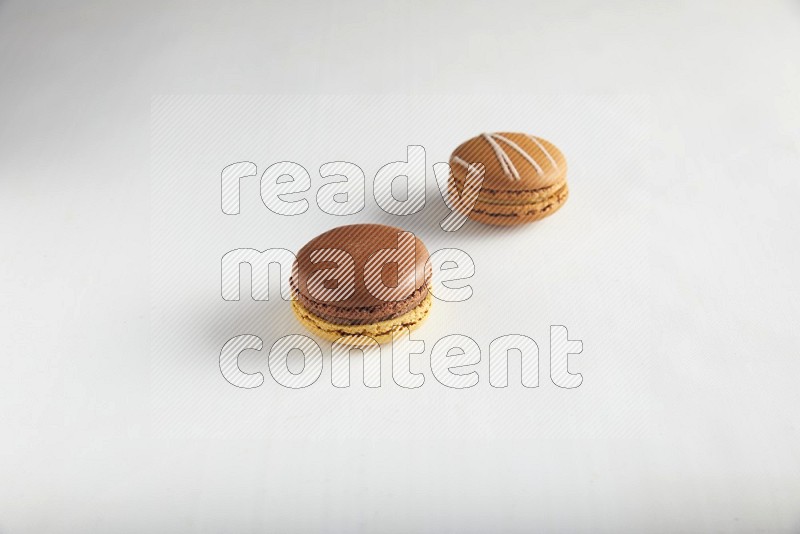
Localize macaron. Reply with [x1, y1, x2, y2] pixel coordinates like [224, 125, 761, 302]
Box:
[449, 132, 568, 226]
[290, 224, 432, 343]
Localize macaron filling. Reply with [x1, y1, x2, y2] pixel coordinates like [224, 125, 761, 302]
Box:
[450, 177, 568, 218]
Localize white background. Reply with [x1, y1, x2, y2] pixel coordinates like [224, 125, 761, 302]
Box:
[1, 1, 799, 532]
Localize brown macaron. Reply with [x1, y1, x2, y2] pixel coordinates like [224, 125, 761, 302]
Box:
[290, 224, 432, 343]
[449, 132, 568, 226]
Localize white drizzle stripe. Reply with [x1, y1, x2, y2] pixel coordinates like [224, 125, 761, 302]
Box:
[501, 147, 520, 180]
[526, 135, 558, 170]
[482, 133, 519, 180]
[492, 134, 544, 176]
[496, 139, 521, 180]
[451, 155, 472, 169]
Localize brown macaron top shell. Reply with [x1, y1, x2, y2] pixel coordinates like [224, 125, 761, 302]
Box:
[450, 132, 566, 192]
[291, 224, 431, 325]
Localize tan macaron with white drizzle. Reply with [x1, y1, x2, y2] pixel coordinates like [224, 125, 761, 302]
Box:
[449, 132, 568, 225]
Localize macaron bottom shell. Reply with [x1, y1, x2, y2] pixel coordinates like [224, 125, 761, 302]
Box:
[291, 291, 432, 344]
